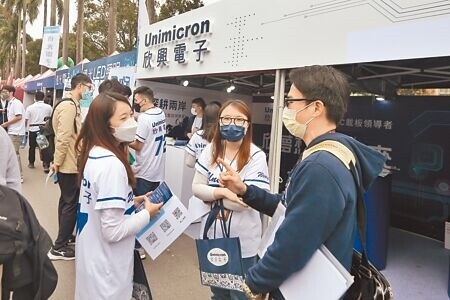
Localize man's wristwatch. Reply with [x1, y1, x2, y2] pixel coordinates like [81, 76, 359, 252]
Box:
[242, 281, 262, 300]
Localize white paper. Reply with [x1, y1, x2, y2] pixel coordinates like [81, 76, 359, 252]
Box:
[136, 195, 193, 259]
[188, 196, 210, 222]
[259, 205, 354, 300]
[45, 169, 55, 186]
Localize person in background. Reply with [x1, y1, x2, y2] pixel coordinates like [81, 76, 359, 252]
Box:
[98, 78, 126, 95]
[1, 85, 25, 182]
[0, 89, 8, 129]
[74, 92, 162, 300]
[185, 101, 221, 167]
[186, 97, 206, 139]
[45, 93, 54, 107]
[218, 66, 386, 300]
[192, 99, 270, 300]
[48, 73, 93, 261]
[0, 126, 21, 192]
[129, 86, 166, 259]
[25, 91, 53, 172]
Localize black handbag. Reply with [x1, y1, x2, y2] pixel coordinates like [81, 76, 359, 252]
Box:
[132, 249, 153, 300]
[344, 162, 393, 300]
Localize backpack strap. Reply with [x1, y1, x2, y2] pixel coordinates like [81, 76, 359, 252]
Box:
[51, 98, 78, 134]
[302, 140, 356, 169]
[301, 140, 371, 268]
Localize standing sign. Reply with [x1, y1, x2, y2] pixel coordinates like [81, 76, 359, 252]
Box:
[39, 26, 60, 69]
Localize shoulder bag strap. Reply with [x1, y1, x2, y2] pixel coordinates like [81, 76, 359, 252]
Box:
[302, 140, 371, 268]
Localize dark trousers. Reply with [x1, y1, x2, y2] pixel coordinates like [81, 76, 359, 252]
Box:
[133, 177, 160, 196]
[54, 172, 79, 250]
[28, 131, 51, 165]
[133, 178, 160, 248]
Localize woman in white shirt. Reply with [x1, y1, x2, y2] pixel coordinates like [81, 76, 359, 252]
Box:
[192, 99, 270, 300]
[74, 92, 162, 300]
[185, 101, 221, 167]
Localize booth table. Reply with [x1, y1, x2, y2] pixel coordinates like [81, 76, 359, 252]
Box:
[164, 145, 195, 209]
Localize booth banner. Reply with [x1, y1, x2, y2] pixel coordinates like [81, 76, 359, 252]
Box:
[55, 65, 84, 90]
[136, 80, 252, 128]
[109, 66, 136, 89]
[339, 96, 450, 241]
[136, 0, 450, 79]
[39, 26, 60, 69]
[83, 50, 137, 97]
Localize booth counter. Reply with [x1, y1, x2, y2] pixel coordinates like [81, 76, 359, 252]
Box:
[164, 145, 195, 208]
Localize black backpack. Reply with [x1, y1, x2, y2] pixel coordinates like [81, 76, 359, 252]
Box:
[0, 186, 58, 300]
[40, 98, 78, 137]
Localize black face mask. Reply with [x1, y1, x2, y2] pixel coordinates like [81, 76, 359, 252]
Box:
[133, 101, 141, 113]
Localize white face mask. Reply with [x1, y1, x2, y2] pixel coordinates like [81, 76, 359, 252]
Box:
[191, 107, 197, 116]
[282, 102, 315, 139]
[112, 117, 138, 143]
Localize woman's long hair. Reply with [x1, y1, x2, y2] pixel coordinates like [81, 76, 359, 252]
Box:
[211, 100, 252, 172]
[75, 92, 136, 187]
[201, 102, 221, 142]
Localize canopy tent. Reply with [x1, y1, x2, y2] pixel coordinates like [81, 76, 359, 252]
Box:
[136, 0, 450, 193]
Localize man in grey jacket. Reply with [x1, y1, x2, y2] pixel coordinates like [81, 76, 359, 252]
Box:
[0, 126, 21, 192]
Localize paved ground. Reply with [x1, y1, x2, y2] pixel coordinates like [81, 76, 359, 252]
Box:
[19, 148, 211, 300]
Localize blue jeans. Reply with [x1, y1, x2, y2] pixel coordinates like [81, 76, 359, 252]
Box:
[210, 256, 258, 300]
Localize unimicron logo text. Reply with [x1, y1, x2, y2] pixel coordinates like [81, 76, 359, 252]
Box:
[144, 20, 211, 47]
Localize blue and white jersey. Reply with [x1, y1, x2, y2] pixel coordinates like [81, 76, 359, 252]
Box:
[134, 107, 166, 182]
[75, 146, 135, 300]
[185, 129, 208, 159]
[195, 143, 270, 257]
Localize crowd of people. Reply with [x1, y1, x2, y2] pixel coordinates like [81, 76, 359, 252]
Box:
[0, 65, 385, 300]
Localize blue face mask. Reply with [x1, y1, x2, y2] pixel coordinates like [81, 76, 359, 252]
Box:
[82, 90, 93, 102]
[220, 125, 245, 142]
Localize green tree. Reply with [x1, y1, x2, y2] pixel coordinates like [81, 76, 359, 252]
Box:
[25, 38, 42, 75]
[158, 0, 203, 21]
[0, 6, 19, 78]
[81, 0, 138, 57]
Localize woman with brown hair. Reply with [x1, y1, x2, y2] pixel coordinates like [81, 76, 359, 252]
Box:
[185, 101, 222, 167]
[74, 92, 162, 300]
[192, 99, 270, 300]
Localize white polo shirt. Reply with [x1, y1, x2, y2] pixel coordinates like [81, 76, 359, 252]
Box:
[195, 143, 270, 258]
[25, 101, 52, 132]
[6, 98, 25, 135]
[185, 129, 208, 159]
[134, 107, 166, 182]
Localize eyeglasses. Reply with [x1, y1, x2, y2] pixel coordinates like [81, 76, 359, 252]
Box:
[283, 97, 310, 107]
[82, 83, 95, 92]
[219, 116, 248, 126]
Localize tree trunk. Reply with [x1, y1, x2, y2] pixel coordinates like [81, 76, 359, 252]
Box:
[50, 0, 56, 26]
[21, 5, 27, 77]
[75, 0, 84, 63]
[108, 0, 117, 55]
[62, 0, 69, 65]
[146, 0, 157, 24]
[41, 0, 48, 73]
[14, 12, 22, 79]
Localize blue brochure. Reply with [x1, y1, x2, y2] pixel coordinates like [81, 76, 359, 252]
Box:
[148, 182, 173, 204]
